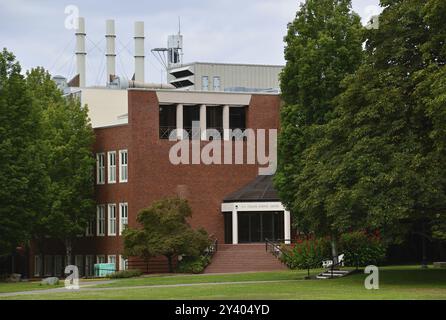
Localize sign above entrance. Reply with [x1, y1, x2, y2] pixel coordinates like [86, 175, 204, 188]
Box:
[221, 201, 285, 212]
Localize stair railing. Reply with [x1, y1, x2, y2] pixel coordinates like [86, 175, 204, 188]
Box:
[204, 238, 218, 259]
[322, 254, 345, 279]
[265, 239, 293, 263]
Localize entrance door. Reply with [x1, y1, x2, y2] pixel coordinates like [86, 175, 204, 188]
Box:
[238, 212, 284, 243]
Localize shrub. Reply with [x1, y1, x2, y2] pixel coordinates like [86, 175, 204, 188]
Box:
[107, 269, 143, 279]
[176, 256, 211, 274]
[339, 231, 386, 267]
[281, 237, 330, 277]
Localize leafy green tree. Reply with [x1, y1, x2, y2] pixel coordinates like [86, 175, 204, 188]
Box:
[291, 0, 446, 246]
[275, 0, 364, 255]
[123, 198, 211, 273]
[0, 49, 45, 257]
[25, 67, 96, 264]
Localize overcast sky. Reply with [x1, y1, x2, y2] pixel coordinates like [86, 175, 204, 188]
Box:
[0, 0, 381, 85]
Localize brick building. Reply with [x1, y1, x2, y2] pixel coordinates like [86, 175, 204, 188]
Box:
[27, 88, 289, 277]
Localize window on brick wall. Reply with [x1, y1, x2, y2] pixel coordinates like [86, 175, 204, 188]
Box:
[108, 151, 116, 183]
[96, 153, 105, 184]
[119, 203, 128, 235]
[97, 205, 105, 236]
[96, 255, 106, 264]
[85, 255, 94, 277]
[119, 150, 128, 183]
[34, 255, 42, 277]
[159, 105, 177, 139]
[119, 255, 128, 271]
[86, 218, 94, 237]
[108, 204, 117, 236]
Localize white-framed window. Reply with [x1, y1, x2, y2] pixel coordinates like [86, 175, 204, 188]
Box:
[85, 255, 94, 277]
[213, 76, 221, 91]
[108, 255, 117, 265]
[34, 255, 42, 277]
[119, 255, 128, 271]
[86, 218, 94, 237]
[96, 255, 106, 264]
[75, 255, 84, 277]
[202, 76, 209, 91]
[108, 204, 117, 236]
[44, 255, 53, 276]
[119, 203, 128, 235]
[97, 205, 105, 236]
[54, 255, 63, 277]
[96, 153, 105, 184]
[119, 150, 128, 183]
[108, 151, 117, 183]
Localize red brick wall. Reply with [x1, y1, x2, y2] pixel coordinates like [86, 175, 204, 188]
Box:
[29, 91, 281, 275]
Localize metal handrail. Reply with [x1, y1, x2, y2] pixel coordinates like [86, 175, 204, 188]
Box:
[265, 239, 293, 262]
[322, 254, 345, 279]
[204, 239, 218, 258]
[159, 126, 176, 139]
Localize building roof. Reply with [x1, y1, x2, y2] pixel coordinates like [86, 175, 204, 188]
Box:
[173, 61, 284, 69]
[223, 175, 280, 203]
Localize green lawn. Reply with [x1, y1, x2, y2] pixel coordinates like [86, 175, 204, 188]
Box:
[1, 266, 445, 300]
[94, 269, 316, 288]
[0, 281, 64, 293]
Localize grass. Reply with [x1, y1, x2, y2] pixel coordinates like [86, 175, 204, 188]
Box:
[94, 269, 316, 288]
[0, 281, 64, 293]
[1, 265, 445, 300]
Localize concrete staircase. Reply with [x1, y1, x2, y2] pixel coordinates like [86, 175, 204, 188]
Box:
[204, 244, 288, 274]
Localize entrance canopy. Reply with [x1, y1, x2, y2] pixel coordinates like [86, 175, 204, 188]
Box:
[221, 175, 291, 244]
[223, 175, 279, 203]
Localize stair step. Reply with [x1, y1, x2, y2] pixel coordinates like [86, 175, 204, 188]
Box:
[204, 244, 287, 274]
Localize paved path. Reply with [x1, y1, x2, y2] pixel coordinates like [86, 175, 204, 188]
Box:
[0, 279, 301, 298]
[0, 280, 116, 298]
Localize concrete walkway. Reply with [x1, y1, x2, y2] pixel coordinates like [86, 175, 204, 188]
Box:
[0, 279, 301, 298]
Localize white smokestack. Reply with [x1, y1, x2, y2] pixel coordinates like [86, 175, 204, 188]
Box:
[75, 17, 86, 87]
[105, 19, 116, 84]
[134, 21, 145, 83]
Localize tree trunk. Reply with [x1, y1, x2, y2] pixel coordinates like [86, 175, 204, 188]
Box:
[65, 239, 72, 266]
[24, 244, 30, 279]
[167, 255, 173, 273]
[330, 235, 339, 266]
[38, 240, 45, 278]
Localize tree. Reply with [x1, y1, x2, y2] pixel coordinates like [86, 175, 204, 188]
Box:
[291, 0, 446, 247]
[0, 49, 45, 257]
[25, 67, 96, 264]
[123, 198, 211, 273]
[275, 0, 364, 255]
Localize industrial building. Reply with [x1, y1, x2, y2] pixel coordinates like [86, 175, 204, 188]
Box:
[8, 18, 290, 277]
[168, 62, 283, 92]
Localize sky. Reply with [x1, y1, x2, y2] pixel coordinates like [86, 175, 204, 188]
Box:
[0, 0, 382, 85]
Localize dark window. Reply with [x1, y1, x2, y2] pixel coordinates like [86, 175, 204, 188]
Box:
[206, 106, 223, 139]
[183, 105, 200, 139]
[223, 212, 233, 244]
[159, 105, 176, 139]
[229, 107, 246, 130]
[238, 212, 284, 243]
